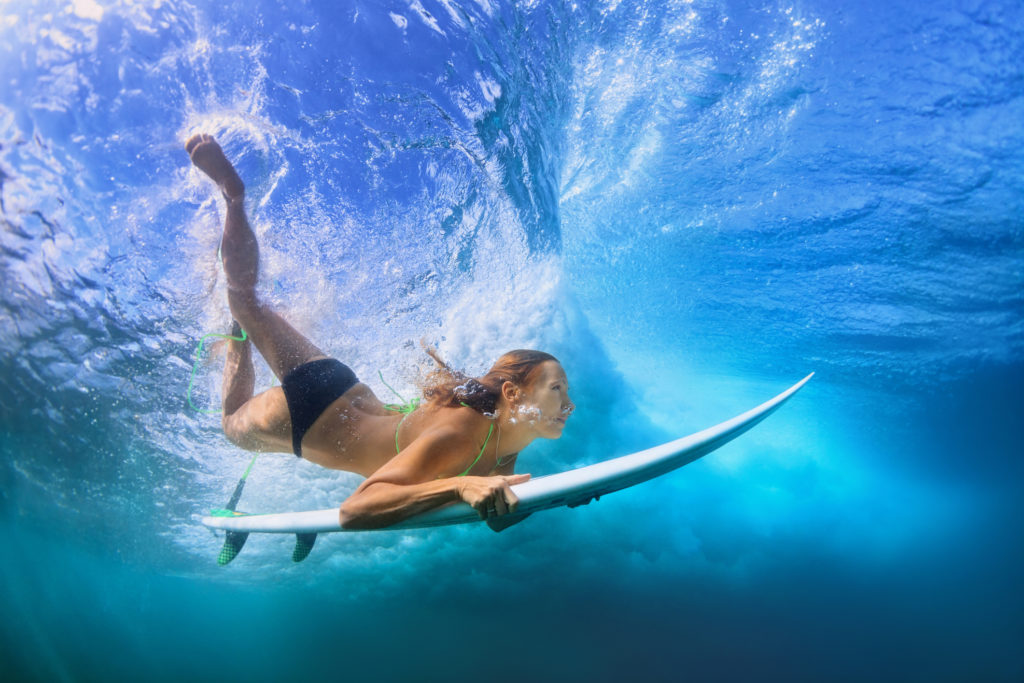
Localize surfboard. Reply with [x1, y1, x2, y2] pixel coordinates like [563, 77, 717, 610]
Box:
[202, 373, 813, 545]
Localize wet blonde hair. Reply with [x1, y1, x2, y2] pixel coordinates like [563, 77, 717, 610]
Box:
[420, 348, 559, 415]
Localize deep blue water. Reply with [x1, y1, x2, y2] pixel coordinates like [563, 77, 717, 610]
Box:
[2, 0, 1022, 680]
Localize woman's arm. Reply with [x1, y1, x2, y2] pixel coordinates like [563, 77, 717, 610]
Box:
[339, 477, 460, 529]
[340, 474, 530, 529]
[338, 426, 530, 529]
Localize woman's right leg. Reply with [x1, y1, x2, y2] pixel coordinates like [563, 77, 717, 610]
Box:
[186, 133, 327, 380]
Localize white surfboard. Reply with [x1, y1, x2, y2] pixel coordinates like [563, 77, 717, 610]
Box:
[202, 373, 813, 538]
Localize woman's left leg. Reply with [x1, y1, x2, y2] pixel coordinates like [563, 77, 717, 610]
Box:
[219, 320, 292, 453]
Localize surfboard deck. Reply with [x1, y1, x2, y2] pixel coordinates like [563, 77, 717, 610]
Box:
[202, 373, 813, 536]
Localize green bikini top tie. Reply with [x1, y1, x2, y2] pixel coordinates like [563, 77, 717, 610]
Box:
[380, 372, 494, 477]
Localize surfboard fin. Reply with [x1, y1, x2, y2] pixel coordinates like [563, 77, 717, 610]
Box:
[292, 533, 317, 562]
[217, 531, 249, 566]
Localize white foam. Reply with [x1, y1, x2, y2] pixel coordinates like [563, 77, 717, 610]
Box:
[70, 0, 104, 22]
[389, 13, 408, 31]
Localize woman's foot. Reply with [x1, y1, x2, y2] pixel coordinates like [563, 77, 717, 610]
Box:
[186, 133, 245, 200]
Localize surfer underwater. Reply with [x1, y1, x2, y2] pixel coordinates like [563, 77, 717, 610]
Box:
[185, 134, 575, 532]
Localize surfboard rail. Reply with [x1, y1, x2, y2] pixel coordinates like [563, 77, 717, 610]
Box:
[201, 373, 813, 536]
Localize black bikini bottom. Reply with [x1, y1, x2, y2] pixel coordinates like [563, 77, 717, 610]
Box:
[281, 358, 358, 457]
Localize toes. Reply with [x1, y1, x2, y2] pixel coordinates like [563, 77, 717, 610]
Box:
[185, 133, 215, 156]
[184, 133, 203, 155]
[184, 133, 244, 198]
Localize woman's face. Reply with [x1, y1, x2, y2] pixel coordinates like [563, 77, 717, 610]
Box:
[515, 361, 574, 438]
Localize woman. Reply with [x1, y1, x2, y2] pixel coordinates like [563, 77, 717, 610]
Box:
[185, 134, 574, 530]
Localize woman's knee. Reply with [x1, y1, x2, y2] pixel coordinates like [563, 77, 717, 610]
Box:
[221, 390, 290, 452]
[221, 413, 250, 449]
[222, 410, 268, 452]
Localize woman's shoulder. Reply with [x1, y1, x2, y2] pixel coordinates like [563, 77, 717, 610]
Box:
[420, 401, 491, 436]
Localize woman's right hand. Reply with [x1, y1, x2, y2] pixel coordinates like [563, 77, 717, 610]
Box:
[456, 474, 531, 519]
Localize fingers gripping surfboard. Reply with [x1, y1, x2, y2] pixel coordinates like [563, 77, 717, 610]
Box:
[202, 373, 813, 559]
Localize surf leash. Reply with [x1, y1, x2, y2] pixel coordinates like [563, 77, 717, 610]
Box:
[200, 347, 315, 565]
[209, 451, 318, 565]
[185, 326, 263, 564]
[209, 451, 259, 566]
[186, 328, 249, 413]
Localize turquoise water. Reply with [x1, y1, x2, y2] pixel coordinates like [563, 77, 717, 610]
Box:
[2, 0, 1022, 680]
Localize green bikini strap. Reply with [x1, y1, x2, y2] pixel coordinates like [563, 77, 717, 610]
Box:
[380, 370, 421, 454]
[381, 374, 495, 476]
[456, 401, 494, 477]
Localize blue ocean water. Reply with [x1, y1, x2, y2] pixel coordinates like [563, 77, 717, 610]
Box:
[1, 0, 1022, 680]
